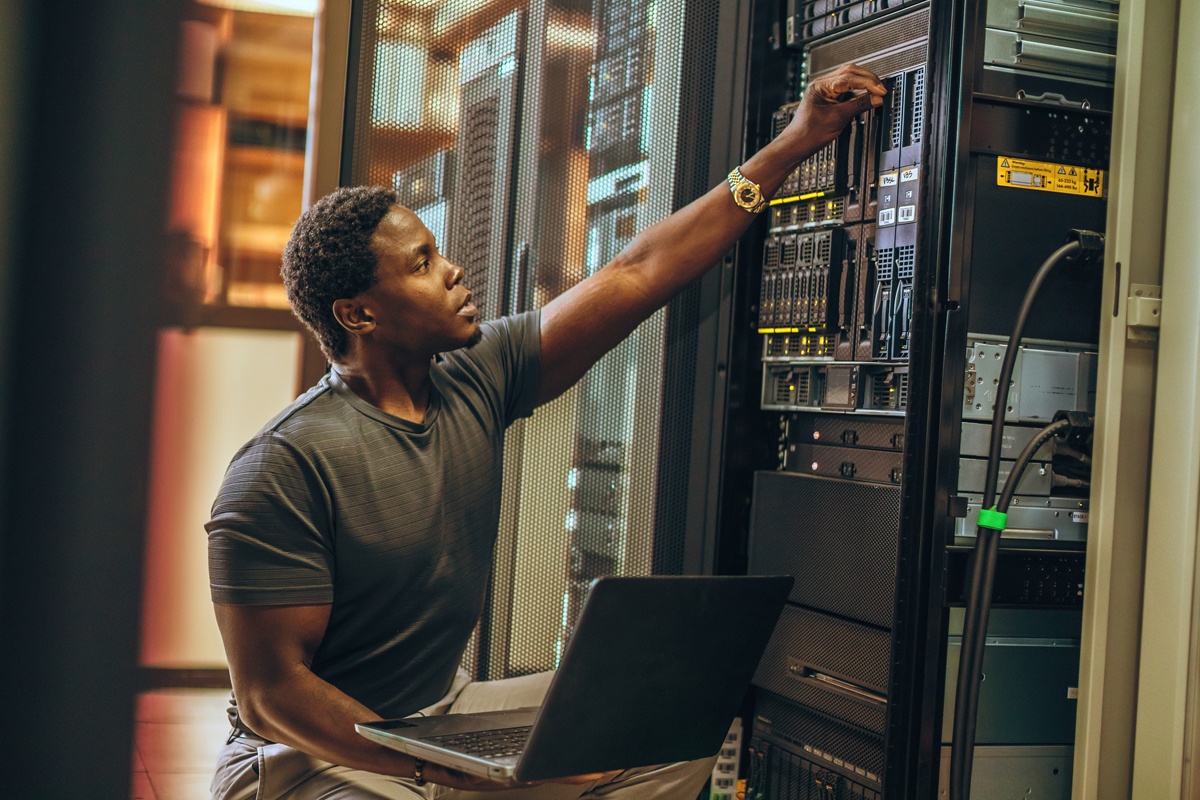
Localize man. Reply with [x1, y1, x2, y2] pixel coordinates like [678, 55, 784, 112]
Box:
[208, 63, 885, 799]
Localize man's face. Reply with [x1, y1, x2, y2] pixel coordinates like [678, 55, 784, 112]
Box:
[359, 205, 481, 356]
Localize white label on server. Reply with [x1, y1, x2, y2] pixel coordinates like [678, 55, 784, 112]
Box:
[898, 205, 916, 223]
[879, 208, 896, 226]
[900, 166, 919, 182]
[879, 171, 899, 187]
[1071, 511, 1089, 523]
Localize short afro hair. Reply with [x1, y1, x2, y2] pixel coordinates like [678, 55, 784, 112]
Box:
[282, 185, 399, 361]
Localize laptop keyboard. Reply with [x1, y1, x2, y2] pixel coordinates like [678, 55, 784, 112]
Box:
[424, 725, 533, 759]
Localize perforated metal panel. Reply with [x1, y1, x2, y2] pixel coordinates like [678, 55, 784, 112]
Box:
[748, 471, 900, 629]
[752, 689, 885, 788]
[344, 0, 719, 681]
[748, 735, 883, 800]
[757, 604, 892, 694]
[806, 7, 930, 78]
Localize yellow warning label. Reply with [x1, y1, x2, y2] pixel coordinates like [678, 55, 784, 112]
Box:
[996, 157, 1104, 197]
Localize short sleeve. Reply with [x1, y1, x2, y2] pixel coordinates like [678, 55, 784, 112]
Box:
[447, 310, 542, 426]
[207, 432, 335, 605]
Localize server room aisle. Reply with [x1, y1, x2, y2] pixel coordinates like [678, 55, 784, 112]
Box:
[131, 689, 229, 800]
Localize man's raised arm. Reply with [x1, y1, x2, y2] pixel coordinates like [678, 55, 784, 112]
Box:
[536, 63, 885, 405]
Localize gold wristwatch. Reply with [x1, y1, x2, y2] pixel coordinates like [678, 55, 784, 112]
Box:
[727, 166, 767, 213]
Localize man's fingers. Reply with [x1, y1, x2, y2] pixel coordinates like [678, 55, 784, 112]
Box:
[852, 90, 884, 115]
[843, 64, 888, 90]
[424, 763, 510, 791]
[812, 67, 886, 102]
[837, 63, 887, 91]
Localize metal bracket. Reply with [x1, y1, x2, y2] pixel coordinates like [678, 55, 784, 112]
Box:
[1127, 283, 1162, 342]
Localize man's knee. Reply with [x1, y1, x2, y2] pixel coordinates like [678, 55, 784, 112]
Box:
[588, 755, 717, 799]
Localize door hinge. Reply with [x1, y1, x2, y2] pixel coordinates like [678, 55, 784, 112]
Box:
[1127, 283, 1161, 342]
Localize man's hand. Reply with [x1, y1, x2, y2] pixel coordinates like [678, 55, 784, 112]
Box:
[418, 762, 513, 791]
[536, 61, 882, 406]
[777, 64, 886, 159]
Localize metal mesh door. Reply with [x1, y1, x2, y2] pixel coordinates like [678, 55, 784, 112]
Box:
[344, 0, 718, 680]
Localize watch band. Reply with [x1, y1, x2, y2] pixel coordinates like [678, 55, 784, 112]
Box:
[727, 166, 767, 213]
[726, 166, 743, 194]
[412, 758, 427, 786]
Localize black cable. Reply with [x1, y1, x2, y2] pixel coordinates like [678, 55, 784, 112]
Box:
[996, 420, 1069, 513]
[949, 522, 997, 797]
[951, 417, 1068, 797]
[949, 231, 1102, 800]
[980, 241, 1080, 511]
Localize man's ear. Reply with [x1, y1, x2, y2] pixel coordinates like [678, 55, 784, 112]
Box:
[332, 298, 375, 335]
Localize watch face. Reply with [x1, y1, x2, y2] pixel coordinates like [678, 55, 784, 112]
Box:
[737, 185, 760, 206]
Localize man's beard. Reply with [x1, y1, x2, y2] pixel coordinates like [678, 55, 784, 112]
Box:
[464, 322, 484, 348]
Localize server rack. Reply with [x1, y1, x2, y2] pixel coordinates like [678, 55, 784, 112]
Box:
[706, 0, 1116, 797]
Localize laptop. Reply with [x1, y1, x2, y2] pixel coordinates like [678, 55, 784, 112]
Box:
[356, 574, 792, 785]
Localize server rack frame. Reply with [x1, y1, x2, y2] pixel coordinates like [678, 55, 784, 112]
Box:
[753, 4, 958, 796]
[696, 0, 1114, 796]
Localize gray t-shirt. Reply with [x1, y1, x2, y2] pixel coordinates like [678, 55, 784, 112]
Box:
[207, 311, 541, 719]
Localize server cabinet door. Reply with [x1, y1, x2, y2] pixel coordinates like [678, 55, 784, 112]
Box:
[340, 0, 721, 680]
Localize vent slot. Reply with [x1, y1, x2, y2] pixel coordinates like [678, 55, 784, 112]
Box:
[456, 96, 501, 305]
[886, 73, 904, 155]
[795, 269, 810, 326]
[794, 370, 813, 405]
[799, 234, 816, 266]
[815, 232, 833, 265]
[895, 244, 916, 280]
[871, 373, 894, 409]
[773, 104, 795, 138]
[907, 66, 925, 149]
[772, 371, 793, 406]
[771, 203, 799, 228]
[876, 246, 895, 282]
[763, 239, 782, 269]
[781, 236, 800, 266]
[778, 268, 794, 326]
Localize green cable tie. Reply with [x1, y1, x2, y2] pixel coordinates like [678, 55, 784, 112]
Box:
[977, 507, 1007, 531]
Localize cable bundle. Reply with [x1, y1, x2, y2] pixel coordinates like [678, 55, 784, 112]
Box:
[949, 230, 1104, 800]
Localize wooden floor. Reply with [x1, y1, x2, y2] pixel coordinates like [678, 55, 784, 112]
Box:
[132, 689, 230, 800]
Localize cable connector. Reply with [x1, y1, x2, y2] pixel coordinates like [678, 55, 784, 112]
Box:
[1052, 409, 1095, 452]
[1064, 229, 1105, 265]
[1052, 409, 1095, 430]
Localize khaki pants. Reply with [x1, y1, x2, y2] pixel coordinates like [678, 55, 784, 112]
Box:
[211, 671, 717, 800]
